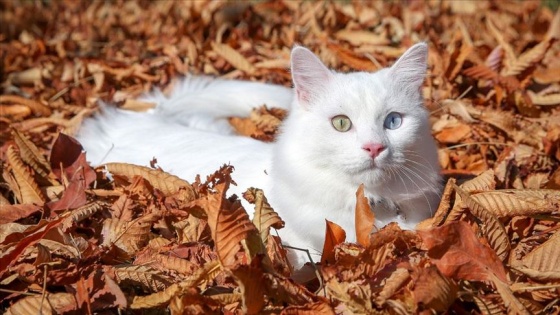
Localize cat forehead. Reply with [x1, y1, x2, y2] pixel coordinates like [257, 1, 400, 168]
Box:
[327, 71, 391, 113]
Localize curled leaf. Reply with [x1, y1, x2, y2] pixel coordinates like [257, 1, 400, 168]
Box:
[247, 188, 285, 244]
[6, 145, 45, 205]
[104, 162, 196, 198]
[455, 185, 511, 261]
[470, 189, 560, 217]
[12, 129, 56, 185]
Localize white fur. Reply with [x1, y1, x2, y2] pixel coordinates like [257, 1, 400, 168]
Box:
[77, 43, 441, 267]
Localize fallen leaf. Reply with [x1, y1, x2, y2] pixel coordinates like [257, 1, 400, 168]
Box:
[320, 220, 346, 265]
[354, 184, 374, 247]
[418, 221, 507, 282]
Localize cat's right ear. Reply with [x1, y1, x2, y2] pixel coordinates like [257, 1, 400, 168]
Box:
[291, 46, 333, 106]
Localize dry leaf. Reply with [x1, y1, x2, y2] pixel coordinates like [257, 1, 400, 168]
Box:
[247, 188, 285, 244]
[521, 231, 560, 275]
[355, 184, 374, 247]
[5, 293, 77, 315]
[211, 42, 256, 74]
[412, 265, 458, 312]
[6, 145, 46, 205]
[0, 94, 51, 117]
[418, 221, 507, 283]
[203, 181, 263, 268]
[435, 124, 471, 144]
[12, 129, 56, 185]
[455, 185, 511, 261]
[231, 260, 266, 314]
[320, 220, 346, 265]
[334, 29, 389, 46]
[104, 163, 196, 198]
[111, 265, 174, 292]
[470, 189, 560, 217]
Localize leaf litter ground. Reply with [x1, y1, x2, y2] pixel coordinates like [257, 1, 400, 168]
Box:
[1, 1, 560, 314]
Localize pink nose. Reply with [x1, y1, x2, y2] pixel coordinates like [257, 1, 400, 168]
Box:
[362, 143, 385, 159]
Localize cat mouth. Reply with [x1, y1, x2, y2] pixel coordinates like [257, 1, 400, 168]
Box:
[353, 160, 380, 174]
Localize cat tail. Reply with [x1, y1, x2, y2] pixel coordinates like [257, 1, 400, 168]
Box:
[140, 76, 294, 133]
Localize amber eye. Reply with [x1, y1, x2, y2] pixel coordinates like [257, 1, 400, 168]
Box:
[331, 115, 352, 132]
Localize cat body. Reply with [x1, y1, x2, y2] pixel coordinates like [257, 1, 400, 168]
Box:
[78, 43, 441, 266]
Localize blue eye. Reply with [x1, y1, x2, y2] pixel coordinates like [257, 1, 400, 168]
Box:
[384, 112, 402, 129]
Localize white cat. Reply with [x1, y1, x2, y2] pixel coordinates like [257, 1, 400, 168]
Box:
[77, 43, 441, 266]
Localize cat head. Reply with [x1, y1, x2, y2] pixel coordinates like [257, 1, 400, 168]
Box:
[281, 43, 437, 190]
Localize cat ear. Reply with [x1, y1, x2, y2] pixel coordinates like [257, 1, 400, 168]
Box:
[291, 46, 333, 105]
[389, 42, 428, 91]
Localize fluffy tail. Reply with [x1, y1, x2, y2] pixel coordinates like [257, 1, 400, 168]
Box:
[77, 76, 293, 164]
[140, 76, 293, 132]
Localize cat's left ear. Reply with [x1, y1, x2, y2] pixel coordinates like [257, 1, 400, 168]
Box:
[389, 42, 428, 91]
[291, 46, 333, 106]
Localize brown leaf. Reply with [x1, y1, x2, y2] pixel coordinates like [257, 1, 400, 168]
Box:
[434, 124, 471, 144]
[0, 216, 64, 277]
[61, 201, 104, 232]
[418, 221, 507, 282]
[247, 188, 285, 244]
[0, 204, 42, 224]
[375, 268, 410, 306]
[334, 29, 389, 46]
[5, 293, 77, 315]
[0, 94, 52, 117]
[354, 184, 374, 247]
[501, 38, 554, 77]
[412, 265, 458, 312]
[263, 273, 316, 306]
[229, 106, 286, 142]
[104, 162, 196, 198]
[86, 269, 128, 311]
[101, 213, 160, 260]
[12, 129, 56, 185]
[521, 231, 560, 275]
[46, 176, 87, 212]
[425, 177, 456, 228]
[470, 189, 560, 217]
[527, 90, 560, 106]
[320, 220, 346, 265]
[455, 184, 511, 261]
[462, 64, 498, 81]
[6, 145, 45, 205]
[120, 99, 157, 111]
[281, 302, 335, 315]
[212, 42, 256, 74]
[111, 264, 174, 292]
[231, 259, 266, 314]
[326, 43, 378, 71]
[130, 261, 220, 309]
[203, 180, 263, 268]
[50, 133, 96, 186]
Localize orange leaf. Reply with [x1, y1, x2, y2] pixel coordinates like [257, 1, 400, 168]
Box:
[412, 265, 458, 311]
[418, 221, 507, 282]
[355, 184, 374, 247]
[231, 259, 266, 314]
[320, 220, 346, 265]
[434, 124, 471, 144]
[326, 43, 378, 71]
[202, 180, 262, 268]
